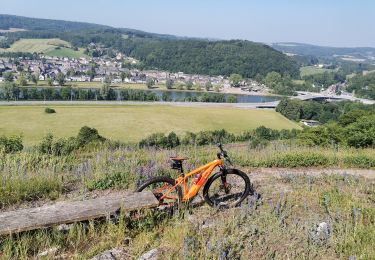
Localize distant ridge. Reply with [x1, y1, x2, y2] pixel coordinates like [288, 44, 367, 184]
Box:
[0, 14, 300, 78]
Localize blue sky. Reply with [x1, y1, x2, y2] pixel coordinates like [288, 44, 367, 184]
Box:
[0, 0, 374, 47]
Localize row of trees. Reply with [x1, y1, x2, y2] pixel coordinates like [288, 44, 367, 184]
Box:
[0, 85, 238, 103]
[346, 72, 375, 100]
[139, 127, 299, 149]
[277, 98, 375, 123]
[276, 98, 375, 148]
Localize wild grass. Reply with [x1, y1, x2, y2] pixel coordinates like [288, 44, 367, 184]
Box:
[1, 173, 375, 259]
[0, 142, 374, 210]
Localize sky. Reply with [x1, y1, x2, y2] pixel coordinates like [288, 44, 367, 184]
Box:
[0, 0, 374, 47]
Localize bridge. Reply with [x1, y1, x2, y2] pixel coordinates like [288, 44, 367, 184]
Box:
[254, 93, 375, 109]
[294, 92, 375, 104]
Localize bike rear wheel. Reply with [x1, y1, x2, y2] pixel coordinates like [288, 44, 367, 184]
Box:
[136, 176, 182, 206]
[203, 169, 253, 208]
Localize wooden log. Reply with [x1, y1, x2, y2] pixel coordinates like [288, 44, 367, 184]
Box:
[0, 191, 159, 235]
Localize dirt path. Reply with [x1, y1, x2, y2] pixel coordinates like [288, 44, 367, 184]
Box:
[246, 167, 375, 182]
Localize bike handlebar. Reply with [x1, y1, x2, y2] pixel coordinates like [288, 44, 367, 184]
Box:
[216, 143, 232, 165]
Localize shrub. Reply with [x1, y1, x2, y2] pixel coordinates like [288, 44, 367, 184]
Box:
[227, 95, 237, 103]
[139, 132, 180, 149]
[76, 126, 105, 146]
[343, 155, 375, 168]
[269, 152, 331, 168]
[44, 107, 56, 114]
[37, 126, 105, 156]
[0, 135, 23, 153]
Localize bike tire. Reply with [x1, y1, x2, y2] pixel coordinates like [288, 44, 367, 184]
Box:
[136, 176, 182, 206]
[203, 169, 253, 208]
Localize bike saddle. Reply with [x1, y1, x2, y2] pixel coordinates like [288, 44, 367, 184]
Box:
[170, 157, 188, 172]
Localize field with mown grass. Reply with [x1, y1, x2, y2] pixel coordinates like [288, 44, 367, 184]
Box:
[0, 142, 375, 258]
[45, 47, 88, 58]
[0, 105, 300, 145]
[0, 38, 86, 58]
[300, 66, 335, 77]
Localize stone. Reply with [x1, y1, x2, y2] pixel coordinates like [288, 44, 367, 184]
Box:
[138, 248, 159, 260]
[91, 247, 130, 260]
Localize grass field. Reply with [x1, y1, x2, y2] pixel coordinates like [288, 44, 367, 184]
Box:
[45, 47, 88, 58]
[0, 105, 300, 145]
[300, 66, 334, 77]
[0, 38, 86, 58]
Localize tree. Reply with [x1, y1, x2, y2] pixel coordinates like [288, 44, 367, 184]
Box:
[100, 83, 110, 100]
[120, 71, 131, 82]
[229, 74, 243, 87]
[166, 79, 174, 89]
[1, 82, 19, 101]
[104, 75, 112, 84]
[214, 85, 220, 92]
[195, 84, 202, 91]
[177, 83, 185, 90]
[47, 77, 54, 86]
[265, 71, 282, 89]
[205, 81, 212, 91]
[3, 72, 13, 82]
[87, 67, 96, 81]
[56, 72, 66, 86]
[146, 78, 155, 88]
[17, 75, 28, 86]
[255, 73, 263, 83]
[31, 73, 39, 85]
[227, 95, 237, 103]
[186, 80, 193, 90]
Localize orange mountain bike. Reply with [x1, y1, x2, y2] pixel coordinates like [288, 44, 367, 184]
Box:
[137, 144, 253, 208]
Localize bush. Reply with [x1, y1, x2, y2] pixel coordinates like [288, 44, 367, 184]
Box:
[343, 155, 375, 168]
[37, 126, 105, 156]
[139, 132, 180, 149]
[255, 152, 331, 168]
[76, 126, 105, 146]
[227, 95, 237, 103]
[44, 107, 56, 114]
[0, 135, 23, 153]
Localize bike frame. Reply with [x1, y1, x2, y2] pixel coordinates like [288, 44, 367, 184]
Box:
[160, 159, 223, 202]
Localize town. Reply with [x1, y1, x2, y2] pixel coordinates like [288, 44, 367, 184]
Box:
[0, 52, 267, 95]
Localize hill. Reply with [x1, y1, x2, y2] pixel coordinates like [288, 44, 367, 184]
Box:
[0, 14, 300, 78]
[271, 42, 375, 64]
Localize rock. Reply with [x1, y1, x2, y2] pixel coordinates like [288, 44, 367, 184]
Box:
[37, 246, 59, 257]
[138, 248, 159, 260]
[91, 247, 130, 260]
[312, 221, 331, 244]
[57, 223, 73, 231]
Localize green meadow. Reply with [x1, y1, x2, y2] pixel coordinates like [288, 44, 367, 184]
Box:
[0, 105, 300, 145]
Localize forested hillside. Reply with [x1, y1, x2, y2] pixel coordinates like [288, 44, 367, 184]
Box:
[0, 14, 299, 77]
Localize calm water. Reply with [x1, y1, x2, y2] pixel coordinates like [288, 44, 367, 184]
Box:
[147, 89, 280, 103]
[26, 87, 280, 103]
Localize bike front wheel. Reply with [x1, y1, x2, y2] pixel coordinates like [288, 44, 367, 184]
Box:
[203, 169, 253, 208]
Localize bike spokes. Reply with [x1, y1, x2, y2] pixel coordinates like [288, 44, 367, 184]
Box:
[207, 173, 247, 207]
